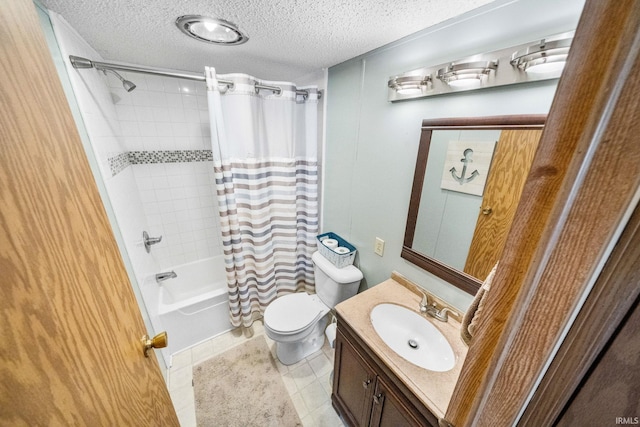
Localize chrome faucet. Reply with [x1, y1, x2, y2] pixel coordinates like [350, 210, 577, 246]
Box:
[155, 271, 177, 282]
[419, 292, 451, 322]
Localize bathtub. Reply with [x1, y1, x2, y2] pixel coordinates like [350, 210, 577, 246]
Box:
[158, 255, 232, 360]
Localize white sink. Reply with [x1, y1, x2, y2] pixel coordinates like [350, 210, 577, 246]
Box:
[370, 303, 455, 372]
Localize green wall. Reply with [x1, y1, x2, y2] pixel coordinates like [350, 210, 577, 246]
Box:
[323, 0, 586, 310]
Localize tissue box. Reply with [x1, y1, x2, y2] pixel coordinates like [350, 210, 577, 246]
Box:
[317, 232, 356, 268]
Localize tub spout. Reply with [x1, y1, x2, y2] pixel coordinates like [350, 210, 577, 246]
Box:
[156, 271, 177, 282]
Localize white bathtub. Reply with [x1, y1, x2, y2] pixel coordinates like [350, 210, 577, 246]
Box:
[158, 256, 232, 359]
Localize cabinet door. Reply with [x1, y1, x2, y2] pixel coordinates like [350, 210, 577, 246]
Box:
[370, 376, 426, 427]
[333, 330, 376, 426]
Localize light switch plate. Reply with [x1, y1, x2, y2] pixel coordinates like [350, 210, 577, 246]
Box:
[374, 237, 385, 256]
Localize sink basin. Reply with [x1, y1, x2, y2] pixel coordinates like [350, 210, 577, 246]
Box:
[370, 303, 455, 372]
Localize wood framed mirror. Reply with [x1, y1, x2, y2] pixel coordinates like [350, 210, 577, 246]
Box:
[402, 115, 546, 294]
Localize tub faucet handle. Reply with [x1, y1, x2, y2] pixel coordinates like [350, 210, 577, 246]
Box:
[143, 231, 163, 253]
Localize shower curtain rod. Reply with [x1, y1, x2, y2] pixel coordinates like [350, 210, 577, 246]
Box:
[69, 55, 322, 99]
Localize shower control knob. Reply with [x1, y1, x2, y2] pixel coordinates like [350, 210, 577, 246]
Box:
[143, 231, 163, 253]
[141, 331, 168, 357]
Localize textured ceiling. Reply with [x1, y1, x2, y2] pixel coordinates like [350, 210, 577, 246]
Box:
[40, 0, 496, 82]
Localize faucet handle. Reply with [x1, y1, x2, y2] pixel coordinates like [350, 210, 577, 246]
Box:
[143, 231, 163, 253]
[419, 292, 429, 313]
[435, 307, 452, 322]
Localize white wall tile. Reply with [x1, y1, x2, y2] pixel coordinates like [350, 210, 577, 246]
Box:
[116, 104, 136, 121]
[162, 77, 181, 93]
[120, 121, 140, 137]
[168, 108, 185, 123]
[197, 96, 208, 110]
[145, 75, 165, 92]
[178, 80, 196, 94]
[165, 93, 183, 108]
[135, 106, 155, 122]
[138, 121, 158, 137]
[152, 107, 171, 123]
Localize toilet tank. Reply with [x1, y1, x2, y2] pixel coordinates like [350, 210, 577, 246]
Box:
[312, 251, 363, 308]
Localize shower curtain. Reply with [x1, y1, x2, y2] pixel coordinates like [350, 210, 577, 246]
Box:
[205, 67, 319, 328]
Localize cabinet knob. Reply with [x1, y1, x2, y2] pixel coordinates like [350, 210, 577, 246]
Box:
[362, 378, 372, 389]
[373, 392, 384, 405]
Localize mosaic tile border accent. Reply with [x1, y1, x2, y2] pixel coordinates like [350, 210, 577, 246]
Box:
[108, 152, 131, 177]
[129, 150, 213, 165]
[108, 150, 213, 176]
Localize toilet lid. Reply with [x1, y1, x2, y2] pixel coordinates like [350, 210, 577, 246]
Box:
[264, 293, 328, 334]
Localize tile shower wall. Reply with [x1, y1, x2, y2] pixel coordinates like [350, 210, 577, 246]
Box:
[105, 72, 223, 268]
[47, 12, 169, 367]
[48, 12, 161, 289]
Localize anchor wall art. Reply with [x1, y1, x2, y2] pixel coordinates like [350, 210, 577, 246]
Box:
[440, 140, 497, 196]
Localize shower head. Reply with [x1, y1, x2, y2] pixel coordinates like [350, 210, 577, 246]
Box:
[69, 55, 137, 92]
[103, 69, 136, 92]
[122, 78, 136, 92]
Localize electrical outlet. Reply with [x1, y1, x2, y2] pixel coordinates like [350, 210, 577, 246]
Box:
[374, 237, 385, 256]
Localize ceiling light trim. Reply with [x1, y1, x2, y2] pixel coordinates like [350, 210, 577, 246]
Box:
[175, 15, 249, 46]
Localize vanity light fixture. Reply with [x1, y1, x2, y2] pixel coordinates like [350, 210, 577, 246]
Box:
[387, 31, 574, 102]
[437, 60, 498, 89]
[510, 37, 572, 74]
[175, 15, 248, 45]
[387, 75, 432, 95]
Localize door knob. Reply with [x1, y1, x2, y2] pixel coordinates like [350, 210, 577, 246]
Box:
[142, 331, 167, 357]
[482, 207, 493, 215]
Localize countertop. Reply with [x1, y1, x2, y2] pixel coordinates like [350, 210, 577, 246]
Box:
[334, 272, 468, 421]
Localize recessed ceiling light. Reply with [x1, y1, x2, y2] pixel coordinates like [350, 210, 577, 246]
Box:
[175, 15, 248, 45]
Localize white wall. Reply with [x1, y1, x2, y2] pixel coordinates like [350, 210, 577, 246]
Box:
[323, 0, 586, 310]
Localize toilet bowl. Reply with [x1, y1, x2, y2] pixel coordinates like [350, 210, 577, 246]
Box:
[263, 251, 363, 365]
[264, 293, 331, 365]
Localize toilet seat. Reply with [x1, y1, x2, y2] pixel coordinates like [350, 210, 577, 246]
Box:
[264, 293, 330, 336]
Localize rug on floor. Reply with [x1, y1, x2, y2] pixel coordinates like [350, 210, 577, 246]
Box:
[193, 335, 302, 427]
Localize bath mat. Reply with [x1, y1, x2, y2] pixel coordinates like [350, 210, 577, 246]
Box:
[193, 336, 302, 427]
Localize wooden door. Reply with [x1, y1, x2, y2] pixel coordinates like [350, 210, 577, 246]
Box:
[464, 129, 541, 280]
[0, 0, 179, 425]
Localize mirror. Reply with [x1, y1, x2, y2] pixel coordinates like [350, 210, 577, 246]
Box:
[402, 115, 546, 294]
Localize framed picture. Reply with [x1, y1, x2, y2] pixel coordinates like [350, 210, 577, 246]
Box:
[440, 140, 496, 196]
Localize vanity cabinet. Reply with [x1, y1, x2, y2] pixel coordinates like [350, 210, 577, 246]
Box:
[332, 318, 438, 427]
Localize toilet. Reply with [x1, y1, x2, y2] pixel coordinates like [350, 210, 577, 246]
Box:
[263, 251, 363, 365]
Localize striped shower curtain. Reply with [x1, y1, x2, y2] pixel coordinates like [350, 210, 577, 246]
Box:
[205, 67, 319, 328]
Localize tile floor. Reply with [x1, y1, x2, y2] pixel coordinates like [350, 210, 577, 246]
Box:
[166, 320, 345, 427]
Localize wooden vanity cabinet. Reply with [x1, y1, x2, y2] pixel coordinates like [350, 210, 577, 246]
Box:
[332, 317, 438, 427]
